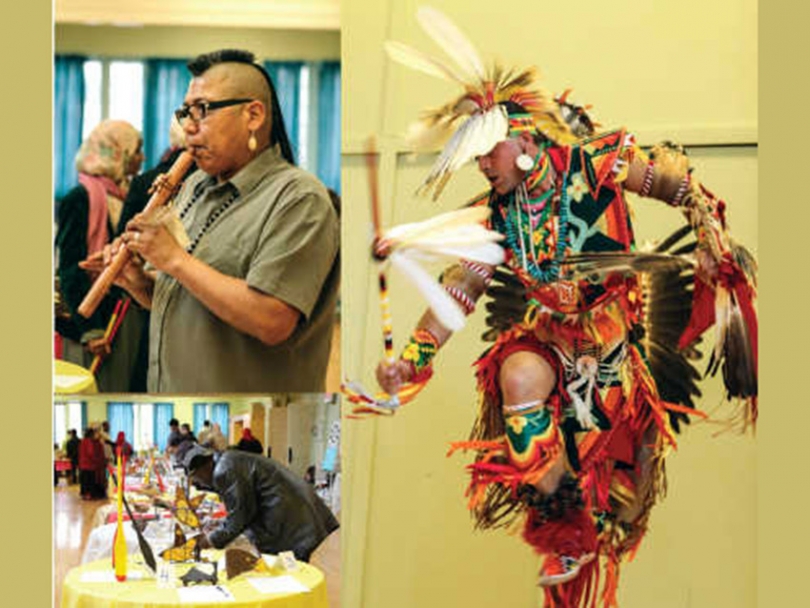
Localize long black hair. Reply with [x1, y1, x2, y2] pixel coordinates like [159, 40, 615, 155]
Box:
[187, 49, 296, 165]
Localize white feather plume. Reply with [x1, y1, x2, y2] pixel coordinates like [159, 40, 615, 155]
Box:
[404, 241, 505, 266]
[384, 40, 467, 85]
[417, 6, 486, 84]
[381, 206, 505, 330]
[419, 107, 508, 197]
[390, 250, 467, 332]
[384, 206, 498, 244]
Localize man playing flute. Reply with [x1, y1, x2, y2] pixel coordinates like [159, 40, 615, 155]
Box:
[84, 50, 339, 393]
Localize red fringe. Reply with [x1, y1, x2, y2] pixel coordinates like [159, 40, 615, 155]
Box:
[524, 508, 597, 559]
[450, 439, 563, 510]
[600, 552, 620, 608]
[524, 509, 599, 608]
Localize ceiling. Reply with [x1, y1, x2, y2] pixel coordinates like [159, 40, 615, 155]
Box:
[55, 0, 340, 31]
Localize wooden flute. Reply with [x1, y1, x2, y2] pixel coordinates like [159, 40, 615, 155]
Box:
[77, 151, 195, 318]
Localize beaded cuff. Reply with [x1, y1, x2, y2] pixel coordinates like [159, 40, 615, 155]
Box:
[669, 172, 692, 207]
[460, 259, 494, 286]
[400, 328, 440, 376]
[639, 160, 655, 198]
[444, 285, 476, 315]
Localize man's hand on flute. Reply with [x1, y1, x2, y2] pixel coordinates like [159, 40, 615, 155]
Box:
[80, 236, 155, 309]
[120, 210, 190, 276]
[80, 239, 149, 291]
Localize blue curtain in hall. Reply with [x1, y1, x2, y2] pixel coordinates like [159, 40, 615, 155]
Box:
[316, 61, 341, 194]
[106, 402, 134, 446]
[54, 55, 86, 199]
[153, 402, 174, 452]
[263, 61, 302, 163]
[211, 403, 230, 439]
[193, 403, 207, 435]
[142, 59, 192, 169]
[193, 403, 230, 438]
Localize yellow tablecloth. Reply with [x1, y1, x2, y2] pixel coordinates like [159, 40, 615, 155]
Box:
[61, 553, 328, 608]
[54, 359, 98, 395]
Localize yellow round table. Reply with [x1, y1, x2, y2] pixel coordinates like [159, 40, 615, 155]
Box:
[61, 553, 328, 608]
[54, 359, 98, 395]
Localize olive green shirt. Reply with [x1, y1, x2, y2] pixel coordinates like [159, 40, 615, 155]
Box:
[148, 146, 339, 393]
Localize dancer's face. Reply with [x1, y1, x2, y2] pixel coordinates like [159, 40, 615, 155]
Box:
[476, 133, 535, 195]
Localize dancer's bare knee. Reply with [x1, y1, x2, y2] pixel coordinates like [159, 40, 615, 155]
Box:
[499, 351, 555, 404]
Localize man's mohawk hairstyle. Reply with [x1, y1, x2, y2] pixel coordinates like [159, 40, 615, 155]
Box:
[187, 49, 257, 76]
[185, 48, 297, 166]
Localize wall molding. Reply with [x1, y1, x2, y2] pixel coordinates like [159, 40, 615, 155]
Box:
[55, 0, 339, 31]
[343, 124, 758, 156]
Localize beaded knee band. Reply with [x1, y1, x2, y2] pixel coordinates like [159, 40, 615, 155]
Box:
[503, 399, 545, 415]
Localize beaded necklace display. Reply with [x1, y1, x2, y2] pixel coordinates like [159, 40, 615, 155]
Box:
[492, 150, 571, 284]
[177, 184, 240, 254]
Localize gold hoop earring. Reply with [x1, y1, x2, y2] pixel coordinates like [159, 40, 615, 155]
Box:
[248, 131, 257, 152]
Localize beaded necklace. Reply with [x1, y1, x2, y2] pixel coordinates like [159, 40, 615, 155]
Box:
[493, 149, 571, 284]
[177, 183, 240, 254]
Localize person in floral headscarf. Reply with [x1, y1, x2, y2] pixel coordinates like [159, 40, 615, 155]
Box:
[55, 119, 146, 392]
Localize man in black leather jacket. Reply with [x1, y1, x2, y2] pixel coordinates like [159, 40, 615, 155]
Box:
[183, 445, 339, 561]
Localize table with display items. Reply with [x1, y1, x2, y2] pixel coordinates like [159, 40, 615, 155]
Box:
[61, 551, 328, 607]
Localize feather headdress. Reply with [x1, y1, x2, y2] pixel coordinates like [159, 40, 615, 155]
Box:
[386, 6, 576, 200]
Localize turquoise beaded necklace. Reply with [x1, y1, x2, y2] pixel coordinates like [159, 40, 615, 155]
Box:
[492, 148, 571, 284]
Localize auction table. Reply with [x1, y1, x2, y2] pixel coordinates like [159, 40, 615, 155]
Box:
[61, 552, 328, 608]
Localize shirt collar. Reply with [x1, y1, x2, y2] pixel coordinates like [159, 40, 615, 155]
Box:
[192, 144, 286, 199]
[227, 144, 285, 197]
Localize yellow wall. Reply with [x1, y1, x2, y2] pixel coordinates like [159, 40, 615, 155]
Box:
[341, 1, 756, 607]
[55, 23, 340, 60]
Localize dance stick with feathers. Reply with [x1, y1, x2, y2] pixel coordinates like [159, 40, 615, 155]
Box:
[343, 140, 505, 418]
[343, 141, 401, 417]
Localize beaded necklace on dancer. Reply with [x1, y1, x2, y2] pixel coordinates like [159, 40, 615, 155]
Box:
[492, 143, 570, 285]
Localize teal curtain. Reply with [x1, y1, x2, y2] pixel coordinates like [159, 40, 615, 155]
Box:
[81, 402, 87, 432]
[263, 61, 302, 162]
[193, 402, 229, 435]
[153, 402, 174, 451]
[143, 59, 192, 168]
[54, 55, 86, 199]
[107, 402, 134, 445]
[316, 61, 341, 193]
[211, 403, 230, 436]
[193, 403, 207, 435]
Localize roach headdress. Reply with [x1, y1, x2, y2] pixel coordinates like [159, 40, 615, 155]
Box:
[386, 6, 577, 200]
